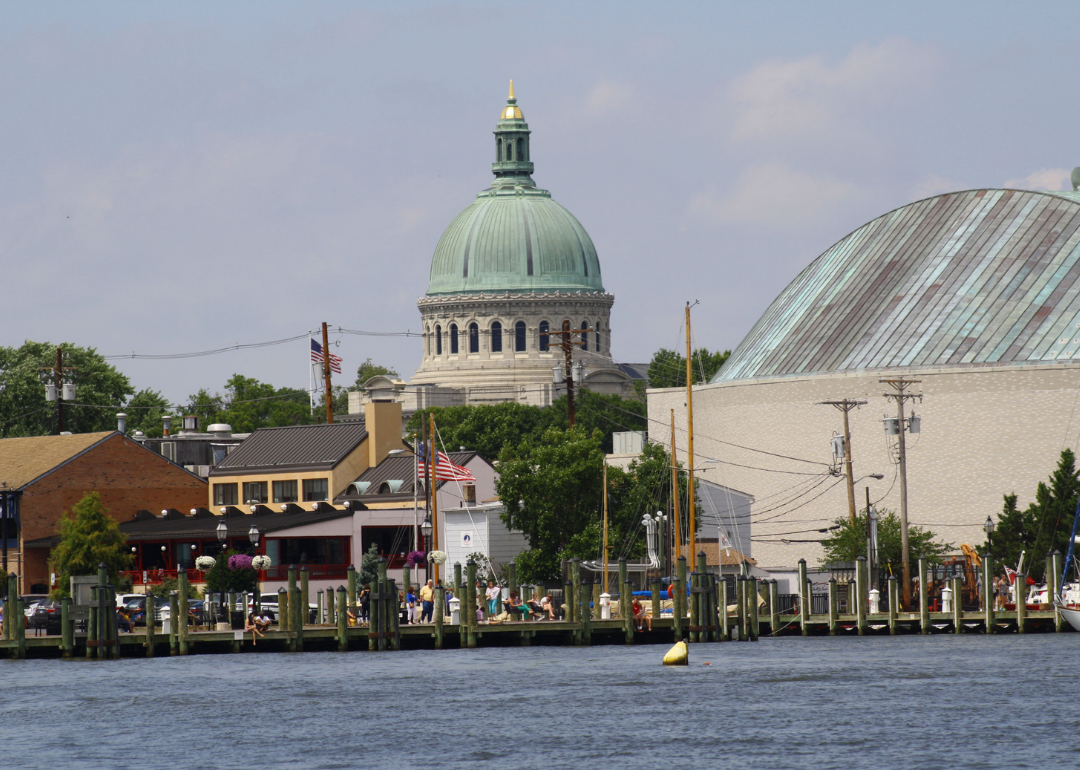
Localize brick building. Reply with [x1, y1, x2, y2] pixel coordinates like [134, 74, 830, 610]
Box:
[0, 431, 207, 592]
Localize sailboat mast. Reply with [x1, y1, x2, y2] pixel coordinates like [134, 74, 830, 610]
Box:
[671, 409, 681, 564]
[430, 413, 440, 585]
[602, 462, 609, 595]
[685, 303, 697, 561]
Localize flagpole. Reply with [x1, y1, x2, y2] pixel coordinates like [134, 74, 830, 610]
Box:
[430, 414, 439, 585]
[308, 330, 315, 414]
[322, 321, 333, 424]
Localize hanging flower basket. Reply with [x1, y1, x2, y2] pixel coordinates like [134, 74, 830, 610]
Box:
[429, 550, 448, 564]
[228, 554, 254, 571]
[195, 556, 216, 571]
[251, 555, 272, 571]
[405, 550, 426, 567]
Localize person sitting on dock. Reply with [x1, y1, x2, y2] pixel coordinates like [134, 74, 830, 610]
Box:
[253, 611, 271, 635]
[244, 612, 266, 644]
[631, 597, 651, 632]
[539, 593, 556, 620]
[116, 606, 133, 634]
[418, 580, 434, 624]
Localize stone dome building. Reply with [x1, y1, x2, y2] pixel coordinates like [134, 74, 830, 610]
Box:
[649, 186, 1080, 574]
[409, 83, 633, 406]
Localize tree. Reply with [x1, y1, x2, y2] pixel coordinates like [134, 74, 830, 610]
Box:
[551, 390, 647, 454]
[820, 509, 952, 573]
[646, 347, 730, 389]
[0, 340, 134, 437]
[185, 375, 313, 433]
[358, 542, 381, 587]
[354, 358, 399, 389]
[986, 449, 1080, 579]
[49, 492, 133, 598]
[124, 388, 173, 437]
[497, 426, 606, 582]
[202, 550, 258, 595]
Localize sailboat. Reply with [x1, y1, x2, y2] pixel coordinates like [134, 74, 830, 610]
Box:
[1055, 495, 1080, 630]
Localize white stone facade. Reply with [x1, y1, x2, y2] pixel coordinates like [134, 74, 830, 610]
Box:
[411, 290, 632, 406]
[648, 363, 1080, 572]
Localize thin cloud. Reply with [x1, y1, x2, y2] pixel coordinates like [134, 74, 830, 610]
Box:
[1003, 168, 1072, 191]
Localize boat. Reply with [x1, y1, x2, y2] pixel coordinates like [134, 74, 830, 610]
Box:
[1054, 492, 1080, 630]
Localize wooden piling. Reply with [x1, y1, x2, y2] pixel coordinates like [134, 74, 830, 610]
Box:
[592, 580, 602, 624]
[168, 592, 179, 655]
[434, 581, 444, 650]
[507, 561, 517, 600]
[454, 562, 462, 597]
[97, 565, 108, 660]
[277, 587, 288, 633]
[61, 597, 73, 657]
[581, 577, 592, 646]
[651, 580, 661, 631]
[1016, 572, 1027, 633]
[87, 585, 98, 659]
[178, 570, 190, 655]
[300, 566, 309, 626]
[767, 579, 778, 638]
[983, 552, 995, 634]
[855, 556, 866, 636]
[828, 578, 838, 635]
[387, 578, 401, 651]
[4, 572, 15, 640]
[368, 579, 379, 652]
[291, 584, 304, 652]
[918, 558, 929, 635]
[734, 577, 746, 641]
[377, 557, 389, 651]
[570, 559, 582, 644]
[14, 598, 25, 659]
[952, 576, 962, 634]
[797, 559, 809, 636]
[335, 585, 347, 651]
[402, 565, 411, 611]
[748, 577, 759, 642]
[347, 564, 357, 618]
[622, 581, 634, 644]
[466, 561, 478, 648]
[888, 576, 898, 635]
[144, 591, 156, 656]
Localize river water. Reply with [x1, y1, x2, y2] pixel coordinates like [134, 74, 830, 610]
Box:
[1, 634, 1075, 769]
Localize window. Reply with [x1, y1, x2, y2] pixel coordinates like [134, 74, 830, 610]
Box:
[491, 321, 502, 352]
[515, 321, 527, 352]
[507, 141, 513, 161]
[596, 324, 604, 353]
[450, 324, 458, 354]
[469, 323, 479, 353]
[273, 480, 298, 504]
[243, 481, 268, 504]
[539, 321, 550, 352]
[303, 478, 328, 502]
[517, 137, 524, 160]
[213, 483, 238, 506]
[425, 326, 430, 356]
[272, 536, 348, 566]
[581, 321, 589, 351]
[435, 324, 442, 355]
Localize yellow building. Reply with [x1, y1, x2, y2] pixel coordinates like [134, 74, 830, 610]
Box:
[206, 401, 406, 510]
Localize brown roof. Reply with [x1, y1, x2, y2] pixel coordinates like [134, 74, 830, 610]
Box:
[346, 451, 478, 497]
[210, 422, 369, 475]
[698, 539, 756, 567]
[0, 432, 114, 490]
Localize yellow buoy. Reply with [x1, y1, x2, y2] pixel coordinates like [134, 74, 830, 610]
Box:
[662, 641, 688, 666]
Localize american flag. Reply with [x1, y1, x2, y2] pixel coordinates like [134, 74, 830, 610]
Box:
[419, 444, 476, 482]
[311, 338, 342, 374]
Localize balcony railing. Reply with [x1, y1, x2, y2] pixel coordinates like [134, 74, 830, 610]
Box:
[261, 564, 350, 581]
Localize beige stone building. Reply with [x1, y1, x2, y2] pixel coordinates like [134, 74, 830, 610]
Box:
[650, 187, 1080, 572]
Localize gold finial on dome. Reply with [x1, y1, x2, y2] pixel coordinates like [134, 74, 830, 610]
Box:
[500, 79, 523, 120]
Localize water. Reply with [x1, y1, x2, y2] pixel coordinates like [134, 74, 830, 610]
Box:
[1, 634, 1075, 769]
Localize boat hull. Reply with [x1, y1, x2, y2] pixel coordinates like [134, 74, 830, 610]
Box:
[1057, 604, 1080, 631]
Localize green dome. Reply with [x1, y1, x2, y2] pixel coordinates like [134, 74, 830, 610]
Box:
[425, 85, 605, 297]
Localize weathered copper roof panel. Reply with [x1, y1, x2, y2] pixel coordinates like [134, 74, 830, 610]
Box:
[714, 189, 1080, 382]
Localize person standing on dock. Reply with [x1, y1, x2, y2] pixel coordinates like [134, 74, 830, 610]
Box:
[358, 585, 370, 625]
[486, 580, 501, 618]
[419, 580, 434, 624]
[406, 587, 418, 625]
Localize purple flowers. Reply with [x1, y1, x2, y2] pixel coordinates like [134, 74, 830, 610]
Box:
[405, 550, 426, 566]
[228, 554, 254, 571]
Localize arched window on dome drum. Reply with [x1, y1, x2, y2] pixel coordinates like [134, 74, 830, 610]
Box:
[581, 321, 589, 352]
[491, 321, 503, 353]
[469, 323, 479, 354]
[539, 321, 550, 352]
[450, 324, 458, 354]
[516, 138, 524, 161]
[507, 142, 513, 161]
[435, 325, 442, 356]
[515, 321, 527, 352]
[425, 326, 430, 356]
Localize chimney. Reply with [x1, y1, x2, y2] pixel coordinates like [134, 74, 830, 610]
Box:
[116, 413, 127, 434]
[162, 416, 172, 436]
[366, 399, 404, 468]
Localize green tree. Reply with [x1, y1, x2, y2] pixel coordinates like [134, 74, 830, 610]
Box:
[202, 550, 258, 594]
[124, 388, 173, 437]
[646, 347, 730, 389]
[551, 390, 647, 454]
[0, 341, 134, 437]
[354, 358, 399, 389]
[185, 375, 314, 432]
[986, 449, 1080, 579]
[497, 426, 606, 582]
[819, 509, 952, 572]
[49, 492, 133, 598]
[358, 542, 381, 587]
[408, 402, 556, 460]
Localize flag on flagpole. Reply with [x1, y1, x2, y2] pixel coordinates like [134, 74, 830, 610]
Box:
[310, 338, 342, 374]
[419, 444, 476, 482]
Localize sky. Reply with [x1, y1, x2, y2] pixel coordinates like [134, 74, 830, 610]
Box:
[3, 2, 1080, 405]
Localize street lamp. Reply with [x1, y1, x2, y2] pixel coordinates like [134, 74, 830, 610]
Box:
[420, 516, 433, 582]
[248, 524, 261, 614]
[216, 518, 228, 627]
[983, 515, 995, 552]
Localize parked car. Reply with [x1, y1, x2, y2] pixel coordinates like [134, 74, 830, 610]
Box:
[29, 599, 63, 635]
[157, 598, 207, 625]
[19, 594, 49, 618]
[122, 595, 170, 626]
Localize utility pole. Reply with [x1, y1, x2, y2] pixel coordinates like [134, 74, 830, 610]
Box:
[322, 322, 334, 424]
[546, 320, 584, 428]
[818, 398, 867, 524]
[865, 486, 875, 589]
[40, 347, 75, 435]
[670, 409, 681, 564]
[881, 377, 922, 610]
[685, 302, 697, 561]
